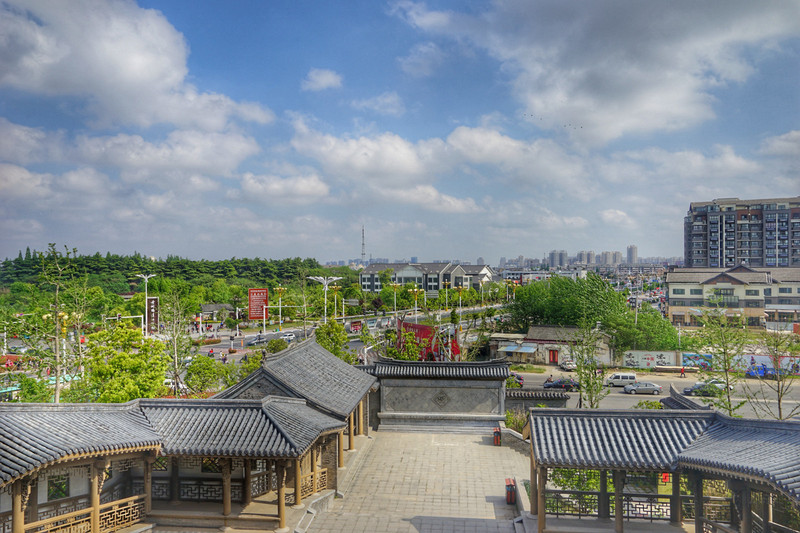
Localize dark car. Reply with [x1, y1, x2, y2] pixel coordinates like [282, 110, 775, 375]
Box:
[509, 372, 524, 386]
[543, 378, 580, 391]
[246, 335, 268, 347]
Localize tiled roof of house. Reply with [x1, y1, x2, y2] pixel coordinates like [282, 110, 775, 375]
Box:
[215, 340, 376, 420]
[529, 409, 715, 471]
[678, 416, 800, 503]
[659, 385, 712, 410]
[140, 397, 343, 457]
[504, 390, 568, 400]
[0, 402, 161, 485]
[374, 357, 509, 380]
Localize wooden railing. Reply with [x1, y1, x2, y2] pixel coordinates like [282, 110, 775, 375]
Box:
[22, 494, 146, 533]
[299, 469, 328, 499]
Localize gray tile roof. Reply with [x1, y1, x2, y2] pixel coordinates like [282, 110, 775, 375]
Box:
[529, 409, 715, 471]
[215, 339, 377, 420]
[0, 402, 161, 485]
[659, 385, 712, 410]
[679, 416, 800, 503]
[139, 397, 344, 457]
[374, 357, 510, 380]
[505, 390, 568, 400]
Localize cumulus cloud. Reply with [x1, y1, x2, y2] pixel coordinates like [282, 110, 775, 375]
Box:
[240, 172, 331, 204]
[599, 208, 634, 227]
[0, 0, 273, 130]
[398, 42, 445, 77]
[759, 130, 800, 157]
[301, 68, 343, 91]
[351, 91, 406, 116]
[393, 1, 800, 145]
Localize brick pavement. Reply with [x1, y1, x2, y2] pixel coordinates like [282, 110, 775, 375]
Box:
[308, 431, 529, 533]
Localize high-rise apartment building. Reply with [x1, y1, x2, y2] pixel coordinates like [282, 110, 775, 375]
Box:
[627, 245, 638, 264]
[684, 197, 800, 268]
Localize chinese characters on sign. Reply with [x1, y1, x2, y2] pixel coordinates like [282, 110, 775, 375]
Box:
[248, 289, 269, 320]
[146, 297, 159, 333]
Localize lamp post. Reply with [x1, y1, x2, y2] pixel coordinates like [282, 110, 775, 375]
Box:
[308, 276, 342, 324]
[331, 286, 340, 321]
[456, 286, 464, 331]
[410, 287, 424, 324]
[480, 280, 485, 308]
[136, 273, 156, 335]
[275, 286, 286, 331]
[391, 283, 401, 322]
[443, 281, 450, 310]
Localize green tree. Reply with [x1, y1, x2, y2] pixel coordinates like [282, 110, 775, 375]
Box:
[693, 297, 749, 417]
[315, 320, 355, 363]
[568, 322, 609, 409]
[184, 354, 221, 394]
[160, 288, 195, 395]
[13, 374, 52, 403]
[744, 329, 800, 420]
[266, 338, 288, 353]
[71, 328, 168, 403]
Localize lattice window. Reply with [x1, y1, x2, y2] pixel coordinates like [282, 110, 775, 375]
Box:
[47, 475, 69, 501]
[153, 457, 169, 471]
[201, 457, 222, 473]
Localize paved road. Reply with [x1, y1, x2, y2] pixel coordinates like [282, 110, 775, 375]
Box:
[308, 431, 528, 533]
[520, 370, 800, 418]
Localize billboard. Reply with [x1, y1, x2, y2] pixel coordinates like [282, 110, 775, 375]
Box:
[398, 320, 461, 361]
[349, 320, 362, 333]
[248, 288, 269, 320]
[146, 296, 159, 333]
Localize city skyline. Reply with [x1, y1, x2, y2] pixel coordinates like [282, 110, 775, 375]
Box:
[1, 1, 798, 264]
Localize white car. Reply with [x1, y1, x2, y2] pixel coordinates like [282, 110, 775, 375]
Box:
[559, 360, 576, 371]
[280, 332, 296, 341]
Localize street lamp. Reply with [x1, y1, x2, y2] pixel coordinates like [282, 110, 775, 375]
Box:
[410, 287, 424, 324]
[136, 273, 156, 335]
[456, 286, 464, 331]
[308, 276, 342, 324]
[275, 286, 286, 331]
[391, 283, 401, 322]
[442, 281, 450, 310]
[331, 285, 340, 320]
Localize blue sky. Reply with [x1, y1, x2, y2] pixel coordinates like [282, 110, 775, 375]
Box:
[1, 0, 798, 265]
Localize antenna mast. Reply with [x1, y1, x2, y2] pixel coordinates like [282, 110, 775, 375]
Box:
[361, 226, 366, 265]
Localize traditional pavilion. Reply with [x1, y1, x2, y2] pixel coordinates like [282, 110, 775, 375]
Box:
[0, 338, 376, 533]
[525, 387, 800, 533]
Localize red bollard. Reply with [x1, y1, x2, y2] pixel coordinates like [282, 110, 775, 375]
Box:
[493, 427, 501, 446]
[506, 478, 517, 504]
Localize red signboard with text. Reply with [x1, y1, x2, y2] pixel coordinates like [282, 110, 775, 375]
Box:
[248, 288, 269, 320]
[398, 320, 461, 361]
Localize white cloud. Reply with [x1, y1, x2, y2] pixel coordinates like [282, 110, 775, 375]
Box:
[0, 118, 64, 164]
[240, 172, 331, 204]
[759, 130, 800, 157]
[599, 209, 634, 227]
[377, 184, 481, 214]
[351, 91, 406, 116]
[301, 68, 343, 91]
[398, 42, 445, 77]
[0, 0, 273, 130]
[393, 1, 800, 146]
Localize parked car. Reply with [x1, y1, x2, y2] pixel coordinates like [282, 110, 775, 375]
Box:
[543, 378, 580, 391]
[682, 378, 732, 396]
[623, 382, 662, 395]
[280, 332, 296, 341]
[246, 334, 268, 346]
[559, 359, 576, 371]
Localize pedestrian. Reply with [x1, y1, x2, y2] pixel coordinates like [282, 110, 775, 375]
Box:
[209, 348, 214, 357]
[680, 366, 686, 378]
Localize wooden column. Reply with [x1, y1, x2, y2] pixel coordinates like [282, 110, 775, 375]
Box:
[90, 462, 103, 533]
[693, 473, 704, 533]
[243, 459, 252, 506]
[670, 472, 682, 526]
[222, 458, 232, 517]
[348, 413, 355, 451]
[293, 458, 303, 508]
[599, 470, 609, 519]
[277, 462, 287, 531]
[357, 400, 365, 436]
[530, 459, 538, 515]
[338, 431, 345, 466]
[536, 466, 547, 533]
[143, 457, 154, 514]
[170, 457, 180, 503]
[613, 470, 624, 533]
[11, 479, 25, 533]
[739, 484, 752, 533]
[312, 447, 320, 494]
[763, 492, 773, 533]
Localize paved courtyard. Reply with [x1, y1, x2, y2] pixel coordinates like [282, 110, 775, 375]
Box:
[308, 431, 530, 533]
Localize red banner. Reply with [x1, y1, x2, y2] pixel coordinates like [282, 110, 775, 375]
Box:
[398, 321, 460, 361]
[248, 288, 269, 320]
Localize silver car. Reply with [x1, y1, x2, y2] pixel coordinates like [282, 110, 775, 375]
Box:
[623, 381, 662, 395]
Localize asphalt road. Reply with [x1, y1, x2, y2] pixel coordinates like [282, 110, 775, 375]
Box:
[519, 370, 800, 419]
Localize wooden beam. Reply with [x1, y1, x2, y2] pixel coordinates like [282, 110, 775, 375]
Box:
[537, 466, 547, 533]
